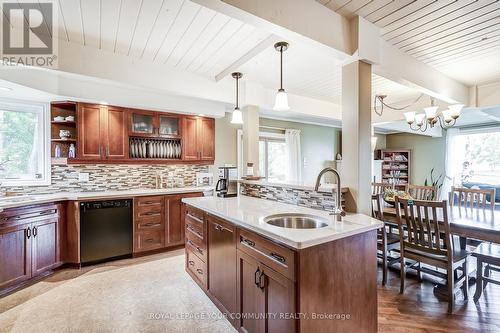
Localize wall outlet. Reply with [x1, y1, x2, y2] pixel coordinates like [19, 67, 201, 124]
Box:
[78, 173, 90, 182]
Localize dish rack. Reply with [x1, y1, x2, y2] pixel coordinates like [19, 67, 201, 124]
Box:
[129, 137, 181, 159]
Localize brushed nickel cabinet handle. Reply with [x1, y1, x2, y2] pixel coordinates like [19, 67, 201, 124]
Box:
[33, 226, 37, 238]
[270, 252, 286, 263]
[145, 238, 154, 243]
[241, 238, 255, 247]
[196, 268, 203, 275]
[188, 260, 195, 266]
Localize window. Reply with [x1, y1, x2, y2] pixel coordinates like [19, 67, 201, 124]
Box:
[456, 129, 500, 185]
[0, 99, 50, 186]
[259, 136, 287, 182]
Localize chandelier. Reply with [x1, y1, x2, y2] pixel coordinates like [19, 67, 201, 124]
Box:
[373, 94, 463, 132]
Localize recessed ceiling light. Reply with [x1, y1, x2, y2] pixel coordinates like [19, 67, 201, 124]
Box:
[0, 87, 12, 91]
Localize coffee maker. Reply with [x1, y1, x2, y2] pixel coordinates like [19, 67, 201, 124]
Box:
[215, 166, 238, 198]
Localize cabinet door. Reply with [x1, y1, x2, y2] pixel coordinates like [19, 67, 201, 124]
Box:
[183, 116, 199, 160]
[130, 110, 157, 137]
[77, 103, 102, 159]
[0, 224, 32, 289]
[103, 106, 128, 159]
[208, 216, 237, 314]
[260, 264, 296, 333]
[198, 117, 215, 160]
[237, 250, 264, 333]
[165, 195, 183, 246]
[31, 218, 59, 277]
[159, 115, 181, 137]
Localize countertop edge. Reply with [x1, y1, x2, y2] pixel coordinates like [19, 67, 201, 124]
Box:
[182, 197, 382, 250]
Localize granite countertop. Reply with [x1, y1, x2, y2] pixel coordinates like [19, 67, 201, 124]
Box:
[182, 196, 382, 250]
[0, 186, 214, 211]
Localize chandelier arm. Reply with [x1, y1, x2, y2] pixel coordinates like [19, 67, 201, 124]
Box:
[379, 93, 425, 111]
[373, 97, 384, 116]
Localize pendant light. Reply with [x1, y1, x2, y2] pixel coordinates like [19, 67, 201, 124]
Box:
[231, 72, 243, 124]
[273, 41, 290, 111]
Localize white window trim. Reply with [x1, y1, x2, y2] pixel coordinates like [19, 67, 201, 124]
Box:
[0, 98, 51, 186]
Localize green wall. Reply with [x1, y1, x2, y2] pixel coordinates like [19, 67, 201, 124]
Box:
[385, 133, 446, 185]
[259, 118, 341, 184]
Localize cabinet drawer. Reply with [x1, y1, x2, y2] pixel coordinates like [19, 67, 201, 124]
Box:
[135, 219, 164, 232]
[185, 214, 204, 240]
[0, 204, 59, 229]
[237, 229, 296, 281]
[134, 229, 165, 253]
[185, 205, 204, 222]
[135, 196, 163, 207]
[186, 248, 207, 288]
[135, 204, 163, 217]
[186, 229, 207, 262]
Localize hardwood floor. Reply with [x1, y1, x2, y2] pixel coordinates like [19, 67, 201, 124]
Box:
[378, 266, 500, 332]
[1, 250, 499, 332]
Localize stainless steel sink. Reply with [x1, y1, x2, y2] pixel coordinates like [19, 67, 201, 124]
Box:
[263, 213, 329, 229]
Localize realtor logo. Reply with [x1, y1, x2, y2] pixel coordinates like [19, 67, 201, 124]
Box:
[1, 1, 58, 67]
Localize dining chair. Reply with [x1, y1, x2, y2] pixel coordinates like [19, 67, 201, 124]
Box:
[408, 184, 436, 201]
[450, 186, 496, 213]
[473, 243, 500, 302]
[372, 182, 408, 195]
[372, 194, 400, 286]
[395, 197, 470, 313]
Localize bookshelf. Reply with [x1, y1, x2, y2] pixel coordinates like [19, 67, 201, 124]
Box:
[381, 149, 411, 186]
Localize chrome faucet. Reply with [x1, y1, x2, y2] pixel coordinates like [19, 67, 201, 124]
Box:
[314, 167, 346, 221]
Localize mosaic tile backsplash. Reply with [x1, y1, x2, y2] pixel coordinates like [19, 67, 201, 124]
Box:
[2, 164, 209, 194]
[240, 182, 346, 211]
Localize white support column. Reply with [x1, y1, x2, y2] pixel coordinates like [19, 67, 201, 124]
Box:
[341, 60, 372, 215]
[242, 105, 260, 175]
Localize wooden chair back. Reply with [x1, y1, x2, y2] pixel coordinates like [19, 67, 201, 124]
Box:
[371, 194, 384, 220]
[450, 186, 496, 212]
[372, 183, 408, 195]
[395, 197, 452, 260]
[408, 184, 436, 201]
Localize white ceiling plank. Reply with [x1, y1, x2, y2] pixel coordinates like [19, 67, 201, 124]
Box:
[375, 0, 436, 28]
[323, 0, 350, 11]
[140, 0, 184, 61]
[336, 0, 378, 19]
[100, 0, 121, 52]
[80, 0, 100, 47]
[57, 0, 70, 41]
[187, 18, 243, 73]
[214, 34, 279, 81]
[365, 0, 415, 23]
[354, 0, 394, 18]
[201, 24, 257, 76]
[386, 0, 498, 44]
[403, 19, 500, 55]
[58, 0, 84, 44]
[154, 1, 201, 63]
[114, 0, 143, 55]
[394, 7, 500, 50]
[411, 24, 500, 60]
[165, 6, 216, 66]
[127, 0, 164, 58]
[426, 39, 500, 66]
[176, 13, 230, 70]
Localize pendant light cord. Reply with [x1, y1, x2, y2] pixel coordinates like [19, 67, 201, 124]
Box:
[236, 75, 239, 108]
[280, 46, 283, 90]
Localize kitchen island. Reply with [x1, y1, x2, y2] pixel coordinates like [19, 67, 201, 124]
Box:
[182, 195, 383, 333]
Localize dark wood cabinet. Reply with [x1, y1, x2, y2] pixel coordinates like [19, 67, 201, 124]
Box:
[199, 117, 215, 160]
[0, 223, 32, 289]
[0, 203, 61, 293]
[77, 103, 102, 159]
[236, 250, 296, 333]
[31, 218, 60, 276]
[183, 116, 215, 161]
[165, 195, 183, 246]
[208, 215, 237, 315]
[103, 106, 128, 160]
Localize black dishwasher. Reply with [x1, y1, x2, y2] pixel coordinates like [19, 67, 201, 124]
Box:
[80, 199, 133, 266]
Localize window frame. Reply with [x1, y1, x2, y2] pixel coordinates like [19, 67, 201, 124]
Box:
[259, 131, 286, 181]
[0, 98, 51, 186]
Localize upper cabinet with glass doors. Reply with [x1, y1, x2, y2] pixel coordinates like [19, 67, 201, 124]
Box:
[129, 110, 181, 138]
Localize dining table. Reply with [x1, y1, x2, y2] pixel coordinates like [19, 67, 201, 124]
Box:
[381, 204, 500, 248]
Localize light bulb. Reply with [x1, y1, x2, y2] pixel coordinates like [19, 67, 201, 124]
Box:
[415, 113, 426, 126]
[404, 111, 416, 124]
[273, 89, 290, 111]
[449, 104, 463, 118]
[424, 106, 438, 120]
[231, 108, 243, 124]
[371, 136, 378, 152]
[442, 109, 453, 123]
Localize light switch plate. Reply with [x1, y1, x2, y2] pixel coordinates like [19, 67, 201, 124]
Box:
[78, 173, 90, 182]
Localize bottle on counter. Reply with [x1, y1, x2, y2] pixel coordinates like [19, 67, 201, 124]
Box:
[68, 144, 76, 158]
